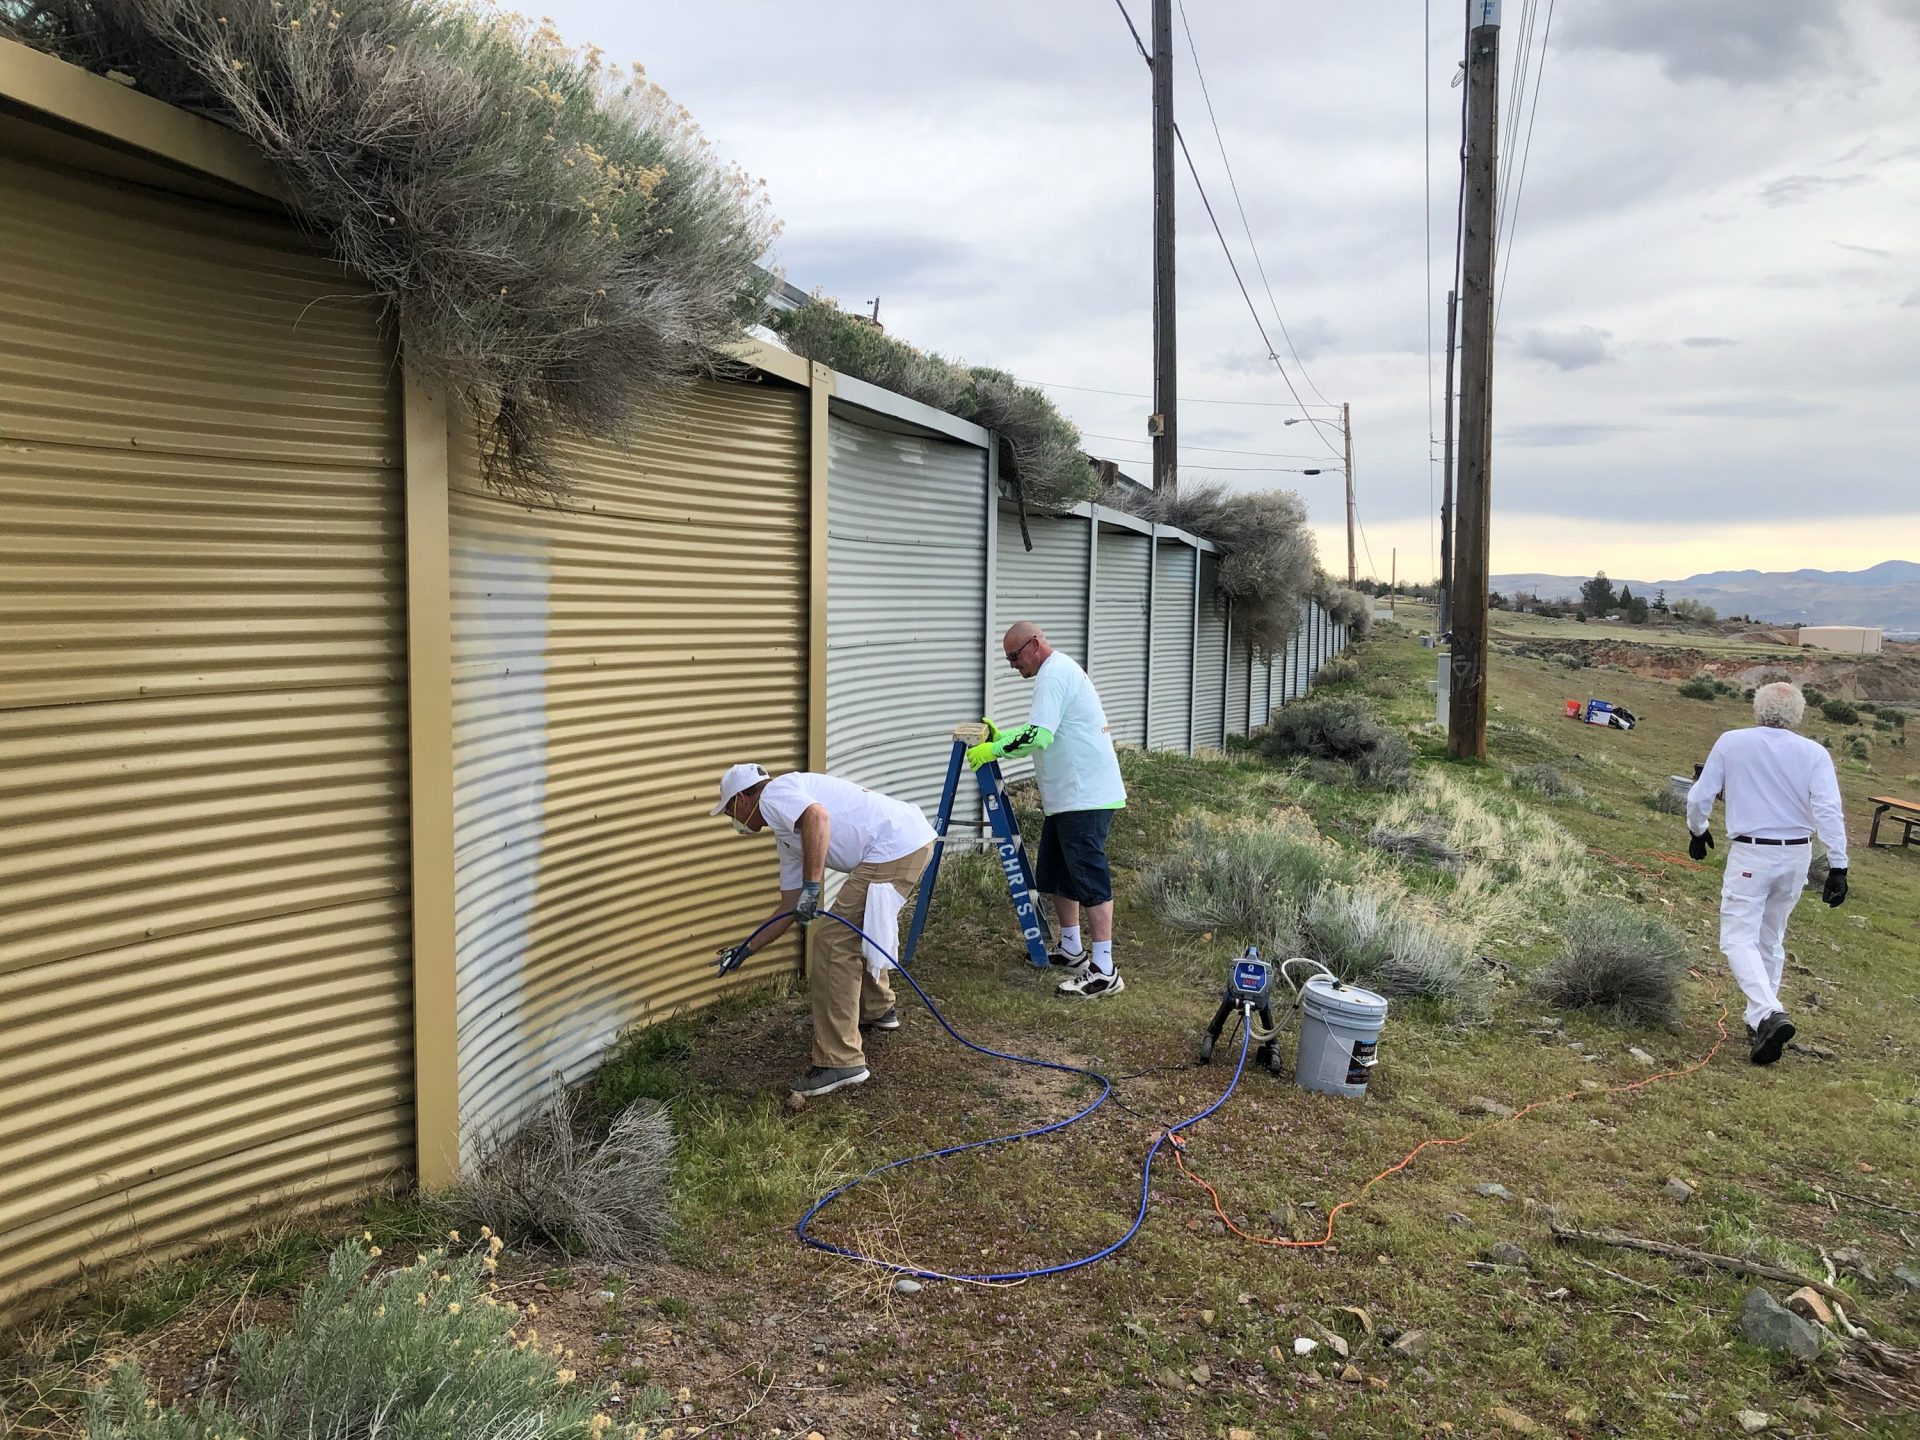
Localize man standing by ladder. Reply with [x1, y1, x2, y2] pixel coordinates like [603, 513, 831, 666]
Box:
[969, 622, 1128, 998]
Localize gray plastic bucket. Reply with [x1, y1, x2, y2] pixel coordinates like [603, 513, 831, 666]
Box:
[1295, 976, 1389, 1098]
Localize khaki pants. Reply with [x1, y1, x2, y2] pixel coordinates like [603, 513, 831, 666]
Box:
[811, 843, 933, 1069]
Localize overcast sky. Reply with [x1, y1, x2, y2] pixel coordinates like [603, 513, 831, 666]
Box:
[544, 0, 1918, 583]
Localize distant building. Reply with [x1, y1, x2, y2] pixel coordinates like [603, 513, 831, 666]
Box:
[1797, 625, 1883, 655]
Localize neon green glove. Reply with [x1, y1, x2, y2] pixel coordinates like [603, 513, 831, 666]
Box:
[965, 740, 998, 770]
[981, 717, 1000, 742]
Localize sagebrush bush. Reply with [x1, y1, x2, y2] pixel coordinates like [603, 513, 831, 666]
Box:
[1128, 484, 1319, 661]
[1508, 763, 1585, 800]
[85, 1239, 605, 1440]
[5, 0, 778, 498]
[1260, 695, 1413, 787]
[1301, 885, 1492, 1021]
[1677, 677, 1716, 700]
[1642, 785, 1689, 815]
[1846, 734, 1870, 760]
[454, 1089, 675, 1263]
[1821, 699, 1860, 725]
[1532, 901, 1686, 1027]
[1137, 814, 1337, 947]
[1316, 656, 1360, 685]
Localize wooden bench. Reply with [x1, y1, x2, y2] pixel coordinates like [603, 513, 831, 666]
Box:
[1867, 795, 1920, 850]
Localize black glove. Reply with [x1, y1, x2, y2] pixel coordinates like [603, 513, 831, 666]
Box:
[1688, 828, 1714, 862]
[1822, 867, 1848, 908]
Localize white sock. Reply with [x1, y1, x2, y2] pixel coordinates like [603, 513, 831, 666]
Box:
[1092, 941, 1114, 975]
[1059, 924, 1083, 956]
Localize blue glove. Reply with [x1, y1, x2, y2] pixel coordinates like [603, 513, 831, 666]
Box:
[714, 942, 753, 977]
[793, 881, 822, 926]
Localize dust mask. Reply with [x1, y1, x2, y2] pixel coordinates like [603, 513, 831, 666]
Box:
[729, 794, 761, 836]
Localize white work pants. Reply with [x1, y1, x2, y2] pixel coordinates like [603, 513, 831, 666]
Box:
[1718, 842, 1812, 1030]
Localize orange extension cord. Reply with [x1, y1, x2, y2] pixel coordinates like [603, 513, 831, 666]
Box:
[1169, 972, 1732, 1251]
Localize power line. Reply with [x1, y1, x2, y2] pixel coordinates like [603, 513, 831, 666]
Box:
[1176, 0, 1334, 409]
[1089, 453, 1337, 476]
[1496, 0, 1557, 329]
[1111, 0, 1343, 459]
[1425, 0, 1436, 586]
[1084, 432, 1341, 461]
[1040, 380, 1342, 409]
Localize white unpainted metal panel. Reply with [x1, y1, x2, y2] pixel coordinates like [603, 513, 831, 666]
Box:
[826, 416, 987, 820]
[1195, 555, 1227, 749]
[1279, 631, 1299, 704]
[1226, 624, 1250, 737]
[1250, 653, 1272, 731]
[1292, 602, 1312, 695]
[1149, 540, 1197, 751]
[992, 505, 1091, 782]
[1091, 524, 1151, 747]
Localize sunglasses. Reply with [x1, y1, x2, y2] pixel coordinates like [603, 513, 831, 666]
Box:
[1003, 635, 1038, 667]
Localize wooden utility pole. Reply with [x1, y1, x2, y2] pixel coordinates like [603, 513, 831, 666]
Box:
[1439, 287, 1457, 634]
[1448, 1, 1499, 761]
[1151, 0, 1178, 495]
[1341, 401, 1355, 583]
[1390, 547, 1397, 616]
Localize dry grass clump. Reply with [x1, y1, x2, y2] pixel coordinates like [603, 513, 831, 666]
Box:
[1508, 762, 1585, 800]
[453, 1089, 675, 1264]
[1367, 816, 1460, 866]
[1316, 656, 1361, 685]
[770, 300, 1096, 510]
[1371, 773, 1588, 911]
[5, 0, 777, 498]
[1259, 694, 1414, 788]
[1643, 785, 1689, 815]
[1531, 900, 1687, 1027]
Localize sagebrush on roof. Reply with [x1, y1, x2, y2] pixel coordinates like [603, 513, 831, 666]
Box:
[3, 0, 778, 498]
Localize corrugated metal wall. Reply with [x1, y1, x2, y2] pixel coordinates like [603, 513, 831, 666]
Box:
[1091, 523, 1151, 747]
[1226, 624, 1250, 738]
[1194, 555, 1227, 750]
[826, 415, 986, 819]
[0, 156, 411, 1308]
[1148, 540, 1196, 752]
[448, 379, 807, 1156]
[992, 505, 1090, 783]
[1293, 603, 1312, 697]
[1250, 653, 1272, 731]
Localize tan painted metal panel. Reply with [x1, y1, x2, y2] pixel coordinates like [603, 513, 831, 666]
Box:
[0, 154, 410, 1311]
[450, 378, 807, 1156]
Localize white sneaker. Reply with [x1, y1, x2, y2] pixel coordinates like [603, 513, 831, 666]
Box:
[1046, 944, 1089, 972]
[1056, 970, 1125, 998]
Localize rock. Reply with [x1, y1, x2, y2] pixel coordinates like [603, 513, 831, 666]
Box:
[1664, 1177, 1695, 1202]
[1447, 1211, 1473, 1227]
[1339, 1363, 1363, 1384]
[895, 1279, 923, 1295]
[1199, 1308, 1216, 1326]
[1894, 1264, 1920, 1293]
[532, 1281, 550, 1294]
[1190, 1363, 1211, 1385]
[1389, 1329, 1431, 1360]
[1320, 1330, 1350, 1360]
[1785, 1287, 1834, 1326]
[1485, 1241, 1533, 1270]
[785, 1091, 809, 1112]
[1413, 1366, 1436, 1384]
[1293, 1337, 1318, 1357]
[1230, 1429, 1257, 1440]
[1490, 1405, 1543, 1434]
[1628, 1046, 1658, 1066]
[1788, 1398, 1823, 1423]
[1832, 1248, 1878, 1285]
[1545, 1287, 1571, 1301]
[1739, 1288, 1825, 1360]
[595, 1290, 617, 1303]
[1474, 1183, 1513, 1201]
[1736, 1409, 1771, 1434]
[1470, 1096, 1517, 1118]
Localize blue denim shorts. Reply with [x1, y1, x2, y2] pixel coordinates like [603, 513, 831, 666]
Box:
[1034, 809, 1116, 905]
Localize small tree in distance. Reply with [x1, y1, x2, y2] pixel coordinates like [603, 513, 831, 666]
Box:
[1579, 572, 1617, 618]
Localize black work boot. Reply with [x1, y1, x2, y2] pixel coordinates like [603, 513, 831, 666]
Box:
[1750, 1012, 1795, 1066]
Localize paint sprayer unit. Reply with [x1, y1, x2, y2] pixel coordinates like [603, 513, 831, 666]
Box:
[1199, 951, 1390, 1099]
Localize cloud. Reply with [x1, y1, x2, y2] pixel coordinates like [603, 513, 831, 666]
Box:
[1682, 335, 1740, 348]
[1903, 292, 1920, 308]
[1499, 423, 1647, 447]
[1831, 240, 1891, 257]
[1560, 0, 1845, 84]
[1759, 172, 1869, 207]
[1656, 395, 1839, 419]
[1205, 350, 1282, 377]
[1517, 327, 1615, 371]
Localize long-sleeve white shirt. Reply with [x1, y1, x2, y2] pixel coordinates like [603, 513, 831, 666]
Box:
[1686, 725, 1849, 867]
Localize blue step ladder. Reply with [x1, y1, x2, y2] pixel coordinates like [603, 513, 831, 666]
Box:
[899, 727, 1054, 971]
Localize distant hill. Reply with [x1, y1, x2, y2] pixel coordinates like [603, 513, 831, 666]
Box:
[1489, 561, 1920, 631]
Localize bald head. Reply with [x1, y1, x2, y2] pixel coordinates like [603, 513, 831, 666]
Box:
[1002, 620, 1052, 679]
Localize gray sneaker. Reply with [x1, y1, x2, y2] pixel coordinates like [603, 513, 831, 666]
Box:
[860, 1008, 900, 1032]
[792, 1065, 870, 1098]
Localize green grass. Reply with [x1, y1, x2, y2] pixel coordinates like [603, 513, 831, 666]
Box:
[13, 617, 1920, 1439]
[1488, 609, 1800, 658]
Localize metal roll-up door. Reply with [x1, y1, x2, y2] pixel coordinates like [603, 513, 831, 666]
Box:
[1226, 624, 1250, 737]
[0, 155, 409, 1310]
[992, 506, 1090, 783]
[1194, 554, 1227, 750]
[827, 415, 987, 819]
[1091, 523, 1151, 747]
[1250, 653, 1272, 730]
[450, 378, 807, 1156]
[1148, 540, 1196, 751]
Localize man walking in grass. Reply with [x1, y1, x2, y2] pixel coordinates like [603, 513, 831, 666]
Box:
[710, 763, 935, 1098]
[968, 621, 1128, 998]
[1686, 682, 1849, 1066]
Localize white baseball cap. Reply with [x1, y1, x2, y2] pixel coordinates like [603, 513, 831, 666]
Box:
[709, 762, 770, 816]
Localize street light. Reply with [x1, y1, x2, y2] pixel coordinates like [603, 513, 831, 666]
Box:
[1285, 406, 1356, 584]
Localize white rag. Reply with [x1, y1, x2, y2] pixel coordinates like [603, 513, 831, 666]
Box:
[861, 879, 908, 983]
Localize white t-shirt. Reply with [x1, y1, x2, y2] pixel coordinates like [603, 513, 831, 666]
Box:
[1686, 726, 1849, 866]
[756, 772, 935, 890]
[1026, 652, 1127, 814]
